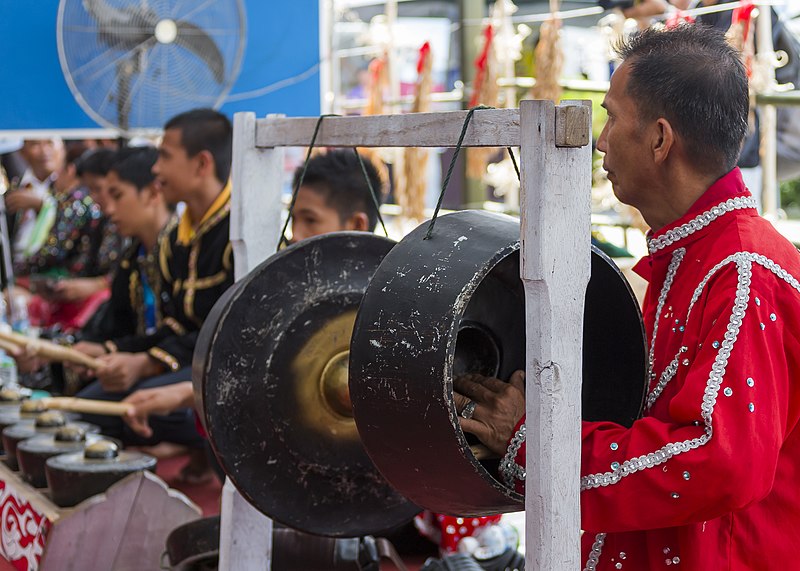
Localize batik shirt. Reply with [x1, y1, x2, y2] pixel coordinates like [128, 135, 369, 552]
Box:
[131, 183, 234, 372]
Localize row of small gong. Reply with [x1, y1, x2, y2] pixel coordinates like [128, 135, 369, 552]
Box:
[192, 211, 649, 538]
[0, 388, 155, 507]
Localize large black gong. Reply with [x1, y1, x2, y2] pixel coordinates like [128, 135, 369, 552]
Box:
[349, 210, 647, 515]
[193, 232, 420, 537]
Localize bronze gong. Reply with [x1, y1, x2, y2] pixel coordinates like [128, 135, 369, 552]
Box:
[193, 232, 420, 537]
[349, 210, 648, 515]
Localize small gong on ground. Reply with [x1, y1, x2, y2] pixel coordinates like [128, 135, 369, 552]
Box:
[46, 440, 157, 507]
[349, 210, 647, 515]
[18, 425, 113, 488]
[3, 413, 100, 470]
[194, 232, 420, 537]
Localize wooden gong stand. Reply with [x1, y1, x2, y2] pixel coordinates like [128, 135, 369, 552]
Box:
[224, 101, 592, 570]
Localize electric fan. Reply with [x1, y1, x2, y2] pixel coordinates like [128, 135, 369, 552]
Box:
[57, 0, 246, 132]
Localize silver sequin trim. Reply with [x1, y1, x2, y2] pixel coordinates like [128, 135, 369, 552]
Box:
[647, 196, 758, 254]
[647, 252, 748, 409]
[582, 253, 753, 490]
[646, 248, 686, 408]
[500, 424, 526, 488]
[583, 533, 607, 571]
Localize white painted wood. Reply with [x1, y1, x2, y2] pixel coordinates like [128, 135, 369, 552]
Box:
[230, 112, 285, 279]
[757, 7, 778, 217]
[218, 111, 285, 571]
[255, 109, 521, 148]
[519, 99, 591, 570]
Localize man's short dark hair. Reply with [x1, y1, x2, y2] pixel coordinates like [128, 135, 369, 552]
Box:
[76, 148, 116, 177]
[164, 108, 233, 184]
[293, 150, 385, 231]
[111, 146, 159, 191]
[616, 24, 749, 174]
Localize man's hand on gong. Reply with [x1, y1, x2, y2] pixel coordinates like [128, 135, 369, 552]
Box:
[453, 370, 525, 457]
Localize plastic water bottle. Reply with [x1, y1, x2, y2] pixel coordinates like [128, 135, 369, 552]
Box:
[0, 297, 17, 387]
[10, 294, 30, 336]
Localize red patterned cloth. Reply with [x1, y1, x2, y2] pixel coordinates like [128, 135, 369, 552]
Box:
[415, 511, 502, 554]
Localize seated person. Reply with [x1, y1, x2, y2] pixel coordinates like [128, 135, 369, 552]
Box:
[14, 141, 123, 331]
[4, 139, 62, 272]
[73, 146, 176, 358]
[74, 108, 235, 483]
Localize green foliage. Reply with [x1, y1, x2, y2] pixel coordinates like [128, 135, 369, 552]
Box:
[780, 177, 800, 218]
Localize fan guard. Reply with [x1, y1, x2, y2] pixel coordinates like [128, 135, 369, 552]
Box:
[57, 0, 246, 132]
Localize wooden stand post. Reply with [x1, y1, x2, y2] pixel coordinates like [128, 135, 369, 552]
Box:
[520, 100, 591, 570]
[218, 112, 285, 571]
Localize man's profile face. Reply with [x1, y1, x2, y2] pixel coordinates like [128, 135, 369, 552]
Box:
[596, 63, 652, 210]
[152, 128, 194, 205]
[104, 170, 150, 238]
[290, 186, 355, 244]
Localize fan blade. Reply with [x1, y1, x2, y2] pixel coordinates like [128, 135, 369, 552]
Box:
[174, 21, 225, 84]
[84, 0, 159, 49]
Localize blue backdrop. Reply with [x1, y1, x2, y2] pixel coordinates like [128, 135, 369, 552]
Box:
[0, 0, 321, 135]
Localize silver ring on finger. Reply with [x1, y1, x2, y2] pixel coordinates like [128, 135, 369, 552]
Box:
[460, 400, 477, 420]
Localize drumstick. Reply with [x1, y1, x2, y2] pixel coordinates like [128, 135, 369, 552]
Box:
[0, 331, 103, 370]
[0, 338, 18, 355]
[42, 397, 134, 417]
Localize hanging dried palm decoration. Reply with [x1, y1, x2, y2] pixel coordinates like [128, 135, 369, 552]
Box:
[467, 24, 499, 179]
[355, 54, 391, 198]
[530, 0, 563, 103]
[395, 42, 433, 221]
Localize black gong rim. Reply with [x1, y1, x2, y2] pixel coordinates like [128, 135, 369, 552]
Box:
[349, 210, 647, 516]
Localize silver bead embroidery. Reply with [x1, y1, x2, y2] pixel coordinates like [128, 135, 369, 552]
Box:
[747, 378, 755, 387]
[760, 323, 766, 330]
[583, 254, 754, 491]
[724, 387, 733, 397]
[712, 341, 720, 349]
[647, 196, 758, 253]
[610, 442, 619, 451]
[582, 533, 606, 571]
[620, 552, 627, 559]
[756, 297, 761, 306]
[611, 462, 620, 471]
[500, 424, 526, 488]
[682, 358, 690, 366]
[683, 471, 691, 480]
[615, 563, 623, 569]
[672, 557, 681, 564]
[671, 492, 680, 499]
[664, 548, 671, 554]
[749, 403, 755, 412]
[770, 313, 777, 321]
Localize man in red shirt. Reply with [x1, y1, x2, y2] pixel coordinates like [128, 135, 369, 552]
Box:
[457, 25, 800, 569]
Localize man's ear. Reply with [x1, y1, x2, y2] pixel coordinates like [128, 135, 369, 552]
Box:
[195, 150, 216, 178]
[347, 212, 370, 232]
[653, 118, 675, 165]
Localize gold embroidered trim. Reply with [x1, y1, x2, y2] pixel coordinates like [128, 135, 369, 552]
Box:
[163, 317, 186, 335]
[148, 347, 180, 372]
